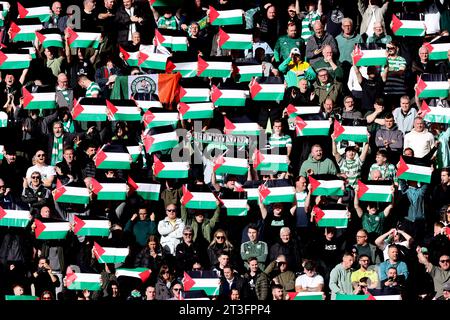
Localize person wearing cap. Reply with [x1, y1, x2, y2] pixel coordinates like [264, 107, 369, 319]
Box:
[273, 22, 305, 64]
[437, 282, 450, 300]
[417, 247, 450, 299]
[278, 46, 316, 88]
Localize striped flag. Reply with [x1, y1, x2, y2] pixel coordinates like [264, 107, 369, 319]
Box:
[250, 78, 285, 101]
[313, 205, 348, 228]
[235, 64, 263, 83]
[397, 156, 432, 183]
[93, 242, 129, 264]
[258, 184, 295, 204]
[332, 120, 368, 143]
[91, 178, 128, 201]
[178, 102, 214, 120]
[120, 47, 139, 67]
[9, 20, 41, 42]
[66, 267, 101, 291]
[17, 3, 51, 22]
[415, 75, 449, 99]
[143, 109, 179, 129]
[127, 177, 161, 201]
[127, 145, 141, 163]
[424, 40, 450, 61]
[213, 155, 248, 175]
[154, 29, 187, 51]
[286, 104, 321, 118]
[391, 14, 425, 37]
[253, 149, 289, 172]
[352, 45, 387, 67]
[5, 295, 39, 300]
[54, 180, 90, 205]
[73, 216, 110, 237]
[295, 116, 330, 136]
[137, 50, 168, 70]
[357, 180, 393, 202]
[94, 145, 131, 170]
[34, 219, 70, 240]
[371, 295, 402, 300]
[288, 292, 324, 300]
[179, 86, 210, 103]
[211, 85, 248, 107]
[132, 99, 162, 111]
[0, 207, 31, 228]
[0, 2, 10, 27]
[72, 98, 107, 121]
[224, 117, 261, 136]
[35, 30, 63, 48]
[420, 101, 450, 124]
[106, 99, 141, 121]
[166, 60, 198, 77]
[67, 28, 101, 49]
[243, 186, 259, 201]
[0, 51, 31, 69]
[153, 155, 189, 179]
[197, 56, 232, 78]
[143, 131, 178, 153]
[209, 6, 244, 26]
[181, 185, 217, 210]
[0, 145, 4, 159]
[309, 175, 344, 196]
[183, 272, 220, 296]
[24, 47, 36, 59]
[335, 293, 374, 300]
[116, 268, 151, 282]
[220, 198, 248, 216]
[218, 28, 252, 50]
[21, 88, 56, 110]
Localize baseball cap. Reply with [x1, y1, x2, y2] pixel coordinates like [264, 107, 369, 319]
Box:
[290, 47, 301, 55]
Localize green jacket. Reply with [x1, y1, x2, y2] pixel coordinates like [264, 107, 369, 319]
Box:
[181, 205, 220, 243]
[299, 154, 337, 177]
[279, 57, 316, 87]
[273, 35, 305, 63]
[240, 240, 268, 270]
[312, 58, 344, 82]
[264, 260, 296, 293]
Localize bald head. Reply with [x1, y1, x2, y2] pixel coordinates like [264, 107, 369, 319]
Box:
[313, 21, 324, 38]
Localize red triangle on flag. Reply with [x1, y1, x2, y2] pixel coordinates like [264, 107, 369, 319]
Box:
[223, 117, 236, 134]
[17, 3, 29, 19]
[352, 44, 363, 66]
[391, 15, 403, 34]
[106, 99, 118, 120]
[143, 134, 154, 153]
[419, 101, 431, 118]
[213, 155, 225, 172]
[253, 149, 265, 169]
[94, 149, 107, 167]
[208, 6, 220, 24]
[396, 156, 409, 177]
[415, 77, 427, 96]
[66, 267, 77, 287]
[53, 179, 66, 201]
[218, 28, 230, 47]
[153, 155, 165, 176]
[93, 241, 105, 259]
[357, 180, 369, 198]
[258, 184, 271, 202]
[142, 110, 155, 127]
[0, 51, 7, 66]
[34, 219, 46, 238]
[127, 176, 139, 195]
[313, 206, 325, 223]
[332, 120, 345, 139]
[181, 185, 193, 206]
[308, 176, 321, 193]
[72, 98, 84, 119]
[154, 29, 166, 45]
[197, 55, 209, 76]
[249, 79, 262, 98]
[138, 51, 149, 66]
[90, 178, 103, 194]
[139, 269, 151, 282]
[286, 104, 297, 117]
[182, 272, 196, 291]
[287, 292, 298, 300]
[21, 87, 34, 108]
[367, 294, 376, 300]
[179, 86, 187, 99]
[73, 216, 85, 234]
[178, 102, 190, 115]
[119, 46, 130, 61]
[166, 59, 176, 73]
[0, 207, 7, 220]
[295, 116, 307, 134]
[66, 27, 78, 46]
[210, 85, 222, 103]
[423, 42, 434, 54]
[9, 22, 21, 40]
[35, 31, 46, 44]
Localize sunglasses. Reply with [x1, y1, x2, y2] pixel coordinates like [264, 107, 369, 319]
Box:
[36, 154, 46, 157]
[173, 288, 182, 291]
[216, 236, 225, 240]
[31, 176, 41, 179]
[183, 233, 193, 236]
[166, 209, 176, 212]
[440, 259, 450, 263]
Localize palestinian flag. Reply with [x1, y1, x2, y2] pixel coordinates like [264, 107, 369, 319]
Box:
[181, 185, 217, 210]
[243, 186, 259, 201]
[116, 268, 151, 282]
[93, 242, 129, 264]
[94, 145, 131, 170]
[143, 110, 179, 129]
[357, 180, 393, 202]
[197, 56, 232, 78]
[397, 156, 432, 183]
[288, 292, 324, 300]
[143, 131, 178, 153]
[211, 85, 248, 107]
[24, 47, 36, 59]
[0, 208, 31, 228]
[183, 272, 220, 296]
[0, 2, 10, 27]
[73, 216, 110, 237]
[371, 295, 402, 300]
[335, 293, 374, 300]
[154, 29, 188, 51]
[5, 295, 39, 300]
[424, 40, 450, 61]
[21, 88, 56, 110]
[127, 177, 161, 201]
[119, 47, 139, 67]
[91, 178, 128, 201]
[166, 60, 198, 77]
[391, 15, 425, 37]
[137, 50, 168, 71]
[105, 99, 141, 121]
[313, 205, 348, 228]
[179, 86, 210, 103]
[0, 112, 7, 127]
[0, 145, 4, 159]
[352, 45, 387, 67]
[72, 98, 107, 121]
[54, 180, 90, 205]
[17, 3, 51, 23]
[209, 6, 243, 26]
[295, 116, 330, 136]
[178, 102, 214, 120]
[253, 149, 289, 172]
[34, 219, 70, 240]
[153, 155, 189, 179]
[258, 184, 295, 204]
[0, 51, 31, 69]
[420, 101, 450, 124]
[127, 145, 141, 162]
[133, 99, 163, 111]
[286, 104, 321, 117]
[35, 30, 63, 48]
[415, 75, 449, 99]
[250, 78, 285, 101]
[66, 267, 101, 291]
[235, 64, 263, 83]
[224, 117, 261, 136]
[332, 120, 368, 143]
[213, 155, 248, 175]
[9, 20, 41, 42]
[220, 198, 248, 216]
[66, 28, 101, 49]
[309, 175, 344, 196]
[218, 28, 252, 50]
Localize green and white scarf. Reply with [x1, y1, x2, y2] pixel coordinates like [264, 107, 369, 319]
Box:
[51, 136, 64, 165]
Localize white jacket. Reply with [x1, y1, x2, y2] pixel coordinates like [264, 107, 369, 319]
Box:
[157, 217, 185, 255]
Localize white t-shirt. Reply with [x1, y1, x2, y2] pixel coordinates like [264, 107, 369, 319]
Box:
[295, 273, 324, 290]
[26, 165, 56, 182]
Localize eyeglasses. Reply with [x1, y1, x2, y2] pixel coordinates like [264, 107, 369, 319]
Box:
[216, 236, 225, 240]
[184, 233, 193, 236]
[387, 46, 395, 50]
[166, 209, 176, 212]
[440, 259, 450, 263]
[31, 176, 41, 179]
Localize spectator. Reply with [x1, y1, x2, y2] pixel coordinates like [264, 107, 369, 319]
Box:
[157, 203, 184, 256]
[312, 45, 344, 82]
[378, 244, 409, 282]
[366, 22, 392, 45]
[403, 117, 435, 158]
[44, 1, 68, 32]
[329, 252, 355, 299]
[294, 260, 324, 292]
[351, 254, 379, 290]
[273, 22, 305, 64]
[240, 224, 268, 270]
[357, 0, 389, 37]
[299, 144, 338, 177]
[313, 69, 343, 105]
[335, 18, 362, 68]
[278, 47, 316, 88]
[305, 21, 339, 65]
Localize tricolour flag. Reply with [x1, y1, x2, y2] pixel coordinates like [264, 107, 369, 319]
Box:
[166, 60, 198, 77]
[213, 155, 248, 175]
[313, 205, 348, 228]
[396, 156, 432, 183]
[332, 120, 368, 143]
[415, 75, 449, 99]
[93, 242, 129, 264]
[352, 45, 387, 67]
[224, 117, 261, 136]
[116, 268, 151, 282]
[198, 56, 232, 78]
[153, 155, 189, 179]
[73, 216, 110, 237]
[253, 149, 289, 172]
[335, 293, 374, 300]
[94, 145, 131, 170]
[0, 207, 31, 228]
[178, 102, 214, 120]
[181, 185, 217, 210]
[106, 99, 141, 121]
[35, 31, 63, 48]
[309, 175, 344, 196]
[420, 101, 450, 124]
[288, 292, 324, 300]
[21, 88, 56, 110]
[250, 78, 285, 101]
[137, 50, 168, 70]
[243, 186, 259, 201]
[357, 180, 393, 202]
[9, 20, 41, 42]
[179, 86, 210, 103]
[371, 295, 402, 300]
[120, 47, 139, 67]
[0, 51, 31, 69]
[132, 99, 163, 111]
[5, 295, 38, 300]
[183, 272, 220, 296]
[154, 29, 187, 51]
[67, 28, 101, 49]
[209, 6, 243, 26]
[127, 177, 161, 201]
[127, 145, 141, 163]
[143, 110, 179, 129]
[424, 40, 450, 61]
[286, 104, 321, 118]
[258, 184, 295, 204]
[143, 131, 178, 153]
[211, 85, 248, 107]
[17, 3, 51, 22]
[295, 116, 330, 136]
[72, 98, 107, 121]
[91, 178, 128, 201]
[220, 198, 248, 216]
[34, 219, 70, 240]
[218, 28, 252, 50]
[54, 180, 90, 205]
[391, 14, 425, 37]
[236, 64, 263, 83]
[66, 267, 101, 291]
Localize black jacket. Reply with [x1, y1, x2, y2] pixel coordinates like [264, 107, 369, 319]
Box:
[114, 5, 155, 45]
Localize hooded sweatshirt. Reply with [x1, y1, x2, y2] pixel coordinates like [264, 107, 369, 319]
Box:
[299, 154, 337, 177]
